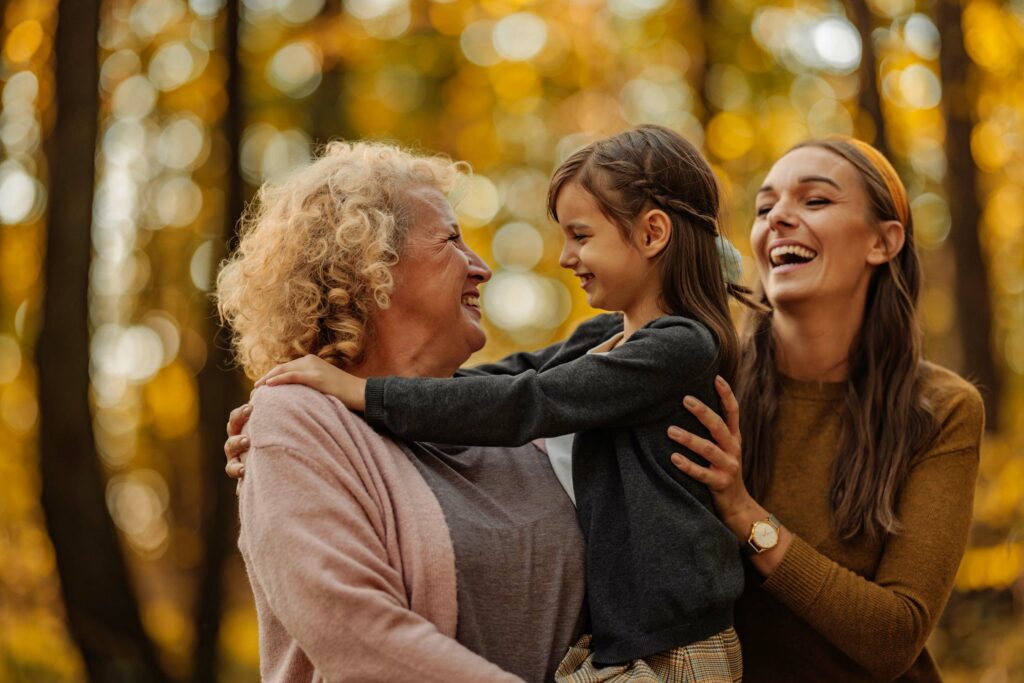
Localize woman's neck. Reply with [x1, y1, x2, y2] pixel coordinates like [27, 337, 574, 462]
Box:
[771, 299, 865, 383]
[346, 333, 460, 380]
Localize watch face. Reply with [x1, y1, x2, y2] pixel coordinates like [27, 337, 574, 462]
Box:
[752, 521, 779, 548]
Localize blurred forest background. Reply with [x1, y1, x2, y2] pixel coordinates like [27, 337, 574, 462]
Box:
[0, 0, 1022, 680]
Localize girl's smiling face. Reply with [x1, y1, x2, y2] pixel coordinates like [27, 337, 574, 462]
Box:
[554, 182, 656, 315]
[751, 146, 901, 311]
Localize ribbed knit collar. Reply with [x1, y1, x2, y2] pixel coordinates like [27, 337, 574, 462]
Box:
[778, 373, 846, 401]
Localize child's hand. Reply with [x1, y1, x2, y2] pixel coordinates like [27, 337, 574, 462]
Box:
[255, 355, 367, 411]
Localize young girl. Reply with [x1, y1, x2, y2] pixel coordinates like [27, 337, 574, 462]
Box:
[257, 125, 751, 681]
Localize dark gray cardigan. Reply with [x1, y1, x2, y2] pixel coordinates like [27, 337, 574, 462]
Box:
[364, 313, 745, 664]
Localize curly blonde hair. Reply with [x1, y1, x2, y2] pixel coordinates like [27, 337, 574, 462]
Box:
[216, 140, 467, 379]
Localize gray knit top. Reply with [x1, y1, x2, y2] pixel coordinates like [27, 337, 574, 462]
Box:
[364, 313, 745, 664]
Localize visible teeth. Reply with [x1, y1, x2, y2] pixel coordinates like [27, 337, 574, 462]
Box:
[462, 295, 480, 307]
[769, 244, 818, 267]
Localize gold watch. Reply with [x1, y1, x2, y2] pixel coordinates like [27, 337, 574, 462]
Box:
[743, 514, 781, 557]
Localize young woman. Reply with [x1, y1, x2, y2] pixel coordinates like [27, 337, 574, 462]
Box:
[668, 137, 984, 682]
[255, 125, 752, 681]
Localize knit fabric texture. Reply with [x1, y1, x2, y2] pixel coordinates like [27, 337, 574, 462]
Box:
[365, 313, 746, 664]
[736, 363, 984, 682]
[238, 384, 524, 683]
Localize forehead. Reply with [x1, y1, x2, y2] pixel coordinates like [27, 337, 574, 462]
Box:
[554, 182, 601, 216]
[763, 146, 861, 189]
[406, 185, 455, 229]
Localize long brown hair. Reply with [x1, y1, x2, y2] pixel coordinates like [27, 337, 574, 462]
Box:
[738, 138, 939, 542]
[546, 124, 758, 384]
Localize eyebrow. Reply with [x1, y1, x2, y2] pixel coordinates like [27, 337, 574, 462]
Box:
[758, 175, 841, 194]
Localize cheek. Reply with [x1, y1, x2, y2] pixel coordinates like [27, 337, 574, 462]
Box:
[749, 224, 769, 272]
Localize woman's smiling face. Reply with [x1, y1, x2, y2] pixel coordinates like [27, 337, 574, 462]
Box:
[751, 146, 894, 311]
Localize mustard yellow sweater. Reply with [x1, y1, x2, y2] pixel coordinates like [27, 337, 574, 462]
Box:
[737, 362, 984, 682]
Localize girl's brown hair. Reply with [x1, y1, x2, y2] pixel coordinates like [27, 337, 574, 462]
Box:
[738, 137, 939, 542]
[546, 124, 758, 385]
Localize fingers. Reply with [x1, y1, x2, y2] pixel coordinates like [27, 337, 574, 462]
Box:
[225, 458, 246, 480]
[224, 434, 250, 461]
[254, 364, 288, 388]
[682, 395, 734, 452]
[667, 426, 733, 471]
[226, 403, 252, 436]
[255, 355, 322, 388]
[670, 452, 728, 490]
[263, 371, 315, 388]
[714, 375, 741, 442]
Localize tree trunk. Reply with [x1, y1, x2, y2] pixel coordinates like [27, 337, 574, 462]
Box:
[191, 2, 247, 680]
[936, 0, 1001, 430]
[844, 0, 890, 156]
[37, 1, 171, 681]
[692, 0, 714, 124]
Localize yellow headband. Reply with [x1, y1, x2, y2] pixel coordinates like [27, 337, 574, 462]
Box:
[839, 137, 910, 227]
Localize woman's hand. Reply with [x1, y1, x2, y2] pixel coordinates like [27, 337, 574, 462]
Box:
[668, 375, 791, 573]
[255, 354, 368, 411]
[668, 376, 754, 523]
[225, 402, 252, 488]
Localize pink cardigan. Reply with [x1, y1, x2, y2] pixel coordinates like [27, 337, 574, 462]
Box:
[238, 384, 524, 682]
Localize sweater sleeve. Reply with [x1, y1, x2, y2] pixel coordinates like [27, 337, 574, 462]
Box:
[455, 314, 621, 378]
[365, 316, 715, 446]
[760, 385, 983, 680]
[239, 442, 524, 683]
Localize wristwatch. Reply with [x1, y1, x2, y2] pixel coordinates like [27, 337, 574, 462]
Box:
[742, 514, 781, 557]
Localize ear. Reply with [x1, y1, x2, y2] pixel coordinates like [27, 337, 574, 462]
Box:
[866, 220, 905, 266]
[638, 209, 672, 258]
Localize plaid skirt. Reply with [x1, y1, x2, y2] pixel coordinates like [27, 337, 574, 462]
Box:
[554, 628, 743, 683]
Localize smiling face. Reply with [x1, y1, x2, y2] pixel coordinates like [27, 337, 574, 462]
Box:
[554, 182, 658, 316]
[383, 185, 491, 372]
[752, 146, 897, 312]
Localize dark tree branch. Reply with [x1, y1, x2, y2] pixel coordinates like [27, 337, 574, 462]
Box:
[37, 1, 170, 681]
[936, 0, 1001, 430]
[190, 2, 247, 680]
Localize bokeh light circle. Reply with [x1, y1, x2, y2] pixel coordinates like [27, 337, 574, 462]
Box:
[456, 175, 501, 228]
[492, 222, 545, 271]
[493, 13, 548, 62]
[266, 42, 323, 98]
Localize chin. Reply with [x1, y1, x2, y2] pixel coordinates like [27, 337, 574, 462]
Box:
[464, 325, 487, 353]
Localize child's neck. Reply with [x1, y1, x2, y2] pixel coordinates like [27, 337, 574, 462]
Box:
[620, 293, 668, 343]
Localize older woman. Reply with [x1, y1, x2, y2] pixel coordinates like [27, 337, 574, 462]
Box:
[667, 137, 983, 681]
[216, 141, 585, 682]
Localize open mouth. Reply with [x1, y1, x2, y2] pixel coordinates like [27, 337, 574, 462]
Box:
[769, 244, 818, 269]
[461, 293, 481, 311]
[577, 273, 594, 289]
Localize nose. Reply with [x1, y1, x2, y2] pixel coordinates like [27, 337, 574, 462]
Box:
[466, 245, 491, 283]
[559, 238, 577, 269]
[766, 200, 796, 232]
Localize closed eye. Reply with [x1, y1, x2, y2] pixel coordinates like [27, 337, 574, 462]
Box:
[572, 233, 588, 242]
[806, 198, 831, 207]
[755, 205, 772, 217]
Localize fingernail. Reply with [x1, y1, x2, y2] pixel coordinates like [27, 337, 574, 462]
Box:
[715, 375, 725, 388]
[242, 405, 252, 416]
[667, 426, 682, 437]
[683, 396, 698, 408]
[239, 466, 245, 476]
[240, 437, 249, 448]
